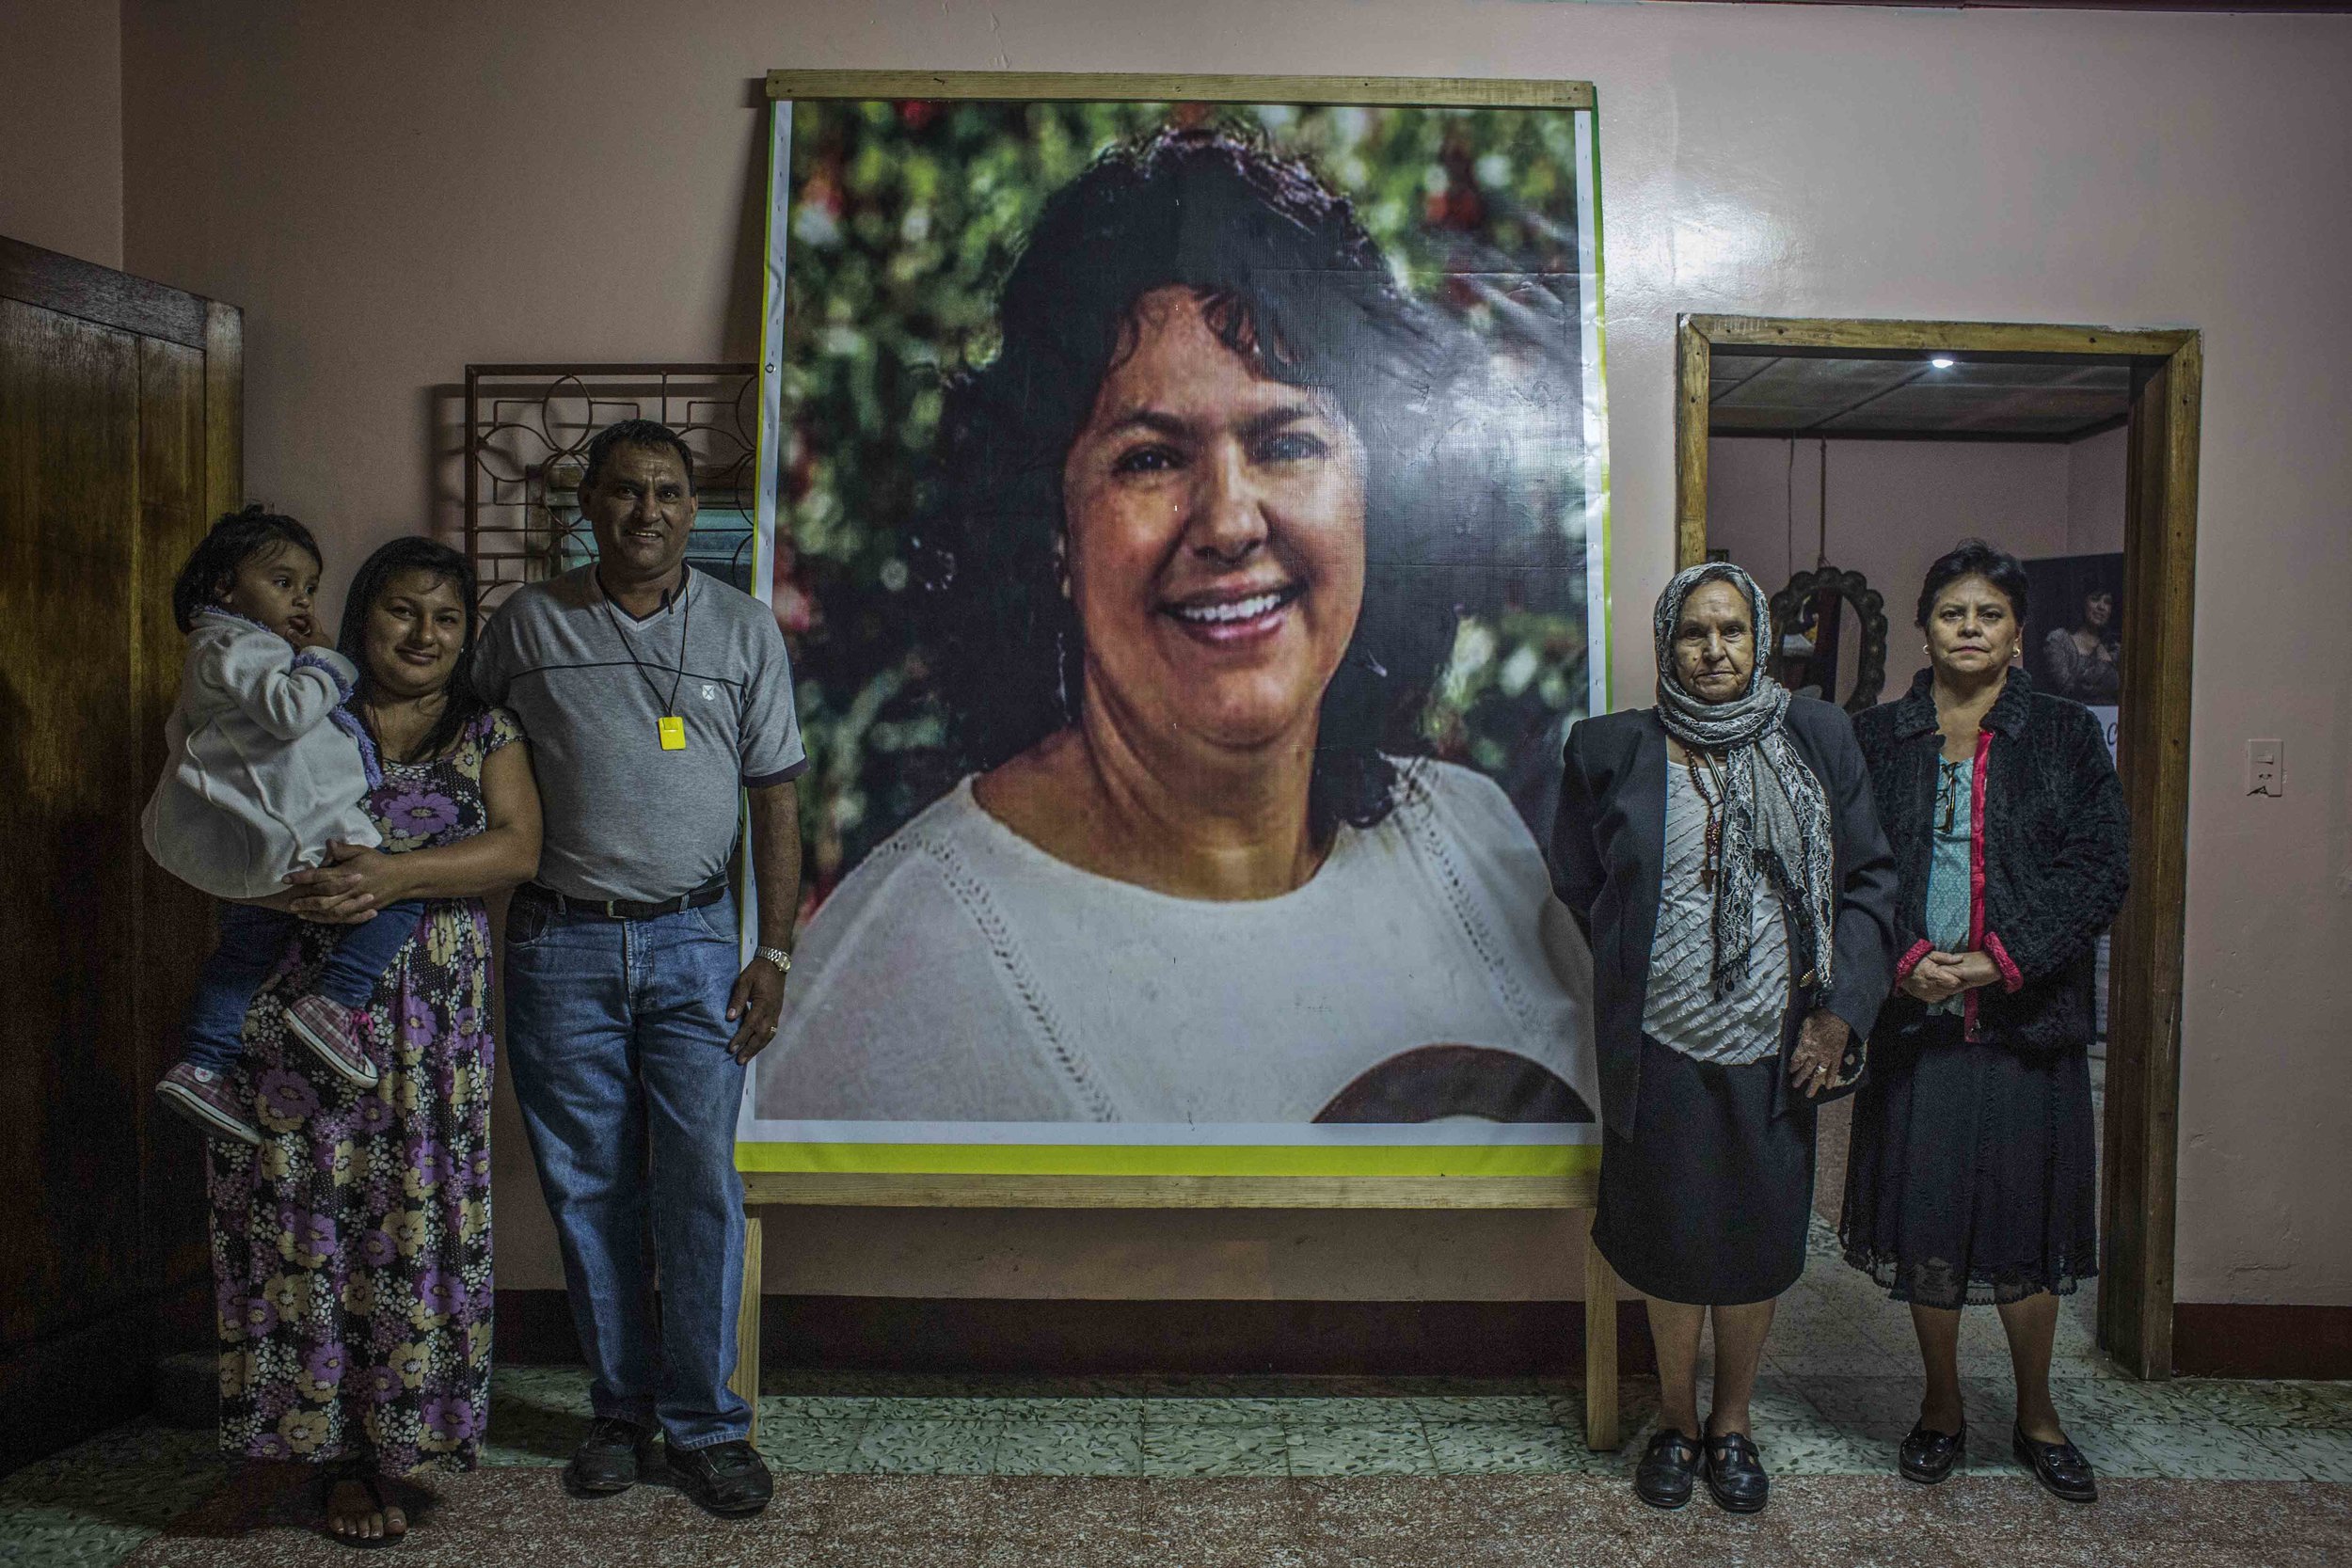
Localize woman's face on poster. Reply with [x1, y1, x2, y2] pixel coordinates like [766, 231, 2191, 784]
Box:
[2083, 590, 2113, 630]
[1058, 287, 1368, 754]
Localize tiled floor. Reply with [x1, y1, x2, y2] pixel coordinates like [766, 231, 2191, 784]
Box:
[6, 1215, 2349, 1564]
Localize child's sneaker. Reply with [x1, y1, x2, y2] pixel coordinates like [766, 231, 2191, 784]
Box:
[282, 995, 381, 1087]
[156, 1063, 262, 1146]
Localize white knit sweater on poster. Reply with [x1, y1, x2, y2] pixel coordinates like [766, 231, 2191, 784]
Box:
[141, 610, 380, 899]
[757, 760, 1598, 1125]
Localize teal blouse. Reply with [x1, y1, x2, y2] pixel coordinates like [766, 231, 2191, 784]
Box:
[1924, 756, 1975, 1016]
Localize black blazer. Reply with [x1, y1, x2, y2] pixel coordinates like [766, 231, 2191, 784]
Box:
[1549, 698, 1899, 1134]
[1854, 667, 2130, 1051]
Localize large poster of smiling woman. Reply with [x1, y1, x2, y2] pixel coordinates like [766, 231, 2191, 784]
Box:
[740, 77, 1610, 1180]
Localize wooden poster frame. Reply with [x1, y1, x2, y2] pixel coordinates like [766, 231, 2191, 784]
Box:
[737, 69, 1621, 1449]
[1676, 313, 2201, 1379]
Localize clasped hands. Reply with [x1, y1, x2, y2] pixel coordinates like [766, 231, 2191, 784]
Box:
[1899, 949, 2002, 1006]
[283, 840, 402, 924]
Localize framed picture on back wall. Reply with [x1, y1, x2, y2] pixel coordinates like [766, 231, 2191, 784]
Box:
[2023, 551, 2123, 737]
[736, 72, 1611, 1186]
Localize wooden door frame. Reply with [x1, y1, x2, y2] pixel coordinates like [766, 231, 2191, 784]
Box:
[1675, 313, 2200, 1379]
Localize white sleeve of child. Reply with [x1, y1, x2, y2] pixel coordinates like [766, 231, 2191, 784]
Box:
[203, 627, 359, 741]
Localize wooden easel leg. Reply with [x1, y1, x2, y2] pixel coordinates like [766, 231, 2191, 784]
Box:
[731, 1212, 764, 1442]
[1584, 1226, 1621, 1451]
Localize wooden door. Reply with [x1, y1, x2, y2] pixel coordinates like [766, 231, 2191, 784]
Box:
[0, 235, 240, 1473]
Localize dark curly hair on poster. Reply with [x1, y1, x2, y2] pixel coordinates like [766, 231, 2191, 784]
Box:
[910, 124, 1472, 840]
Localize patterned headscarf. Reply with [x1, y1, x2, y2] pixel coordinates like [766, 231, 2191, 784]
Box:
[1653, 562, 1837, 996]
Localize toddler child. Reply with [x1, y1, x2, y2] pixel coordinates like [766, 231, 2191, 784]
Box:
[142, 506, 425, 1144]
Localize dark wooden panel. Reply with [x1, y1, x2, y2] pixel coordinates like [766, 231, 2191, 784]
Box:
[2175, 1304, 2352, 1380]
[494, 1291, 1660, 1378]
[0, 234, 209, 349]
[0, 298, 146, 1348]
[135, 337, 218, 1298]
[1, 255, 236, 1477]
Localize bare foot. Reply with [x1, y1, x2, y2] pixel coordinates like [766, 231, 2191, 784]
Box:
[326, 1474, 407, 1543]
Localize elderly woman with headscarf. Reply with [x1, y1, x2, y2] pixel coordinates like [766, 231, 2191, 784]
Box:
[1551, 562, 1898, 1514]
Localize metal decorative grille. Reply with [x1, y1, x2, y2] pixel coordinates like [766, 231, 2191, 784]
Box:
[462, 364, 759, 607]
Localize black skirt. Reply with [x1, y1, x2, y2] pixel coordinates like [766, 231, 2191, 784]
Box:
[1591, 1033, 1818, 1306]
[1839, 1015, 2099, 1308]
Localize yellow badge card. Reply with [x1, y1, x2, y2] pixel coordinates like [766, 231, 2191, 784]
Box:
[658, 716, 686, 751]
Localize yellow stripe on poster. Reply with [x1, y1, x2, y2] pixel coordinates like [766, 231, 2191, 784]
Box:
[737, 1141, 1600, 1178]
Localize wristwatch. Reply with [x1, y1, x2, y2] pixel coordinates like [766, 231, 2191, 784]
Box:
[757, 945, 792, 975]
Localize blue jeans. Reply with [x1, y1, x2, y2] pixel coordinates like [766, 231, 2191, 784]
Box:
[181, 898, 428, 1072]
[502, 892, 751, 1449]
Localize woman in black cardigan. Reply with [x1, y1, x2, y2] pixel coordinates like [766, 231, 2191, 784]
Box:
[1555, 562, 1897, 1514]
[1841, 540, 2130, 1504]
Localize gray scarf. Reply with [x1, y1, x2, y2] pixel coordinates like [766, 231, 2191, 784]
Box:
[1652, 563, 1838, 997]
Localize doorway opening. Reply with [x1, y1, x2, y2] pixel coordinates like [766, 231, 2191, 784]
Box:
[1676, 315, 2201, 1379]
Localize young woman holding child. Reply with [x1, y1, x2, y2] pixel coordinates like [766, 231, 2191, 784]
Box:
[161, 526, 539, 1548]
[144, 507, 432, 1140]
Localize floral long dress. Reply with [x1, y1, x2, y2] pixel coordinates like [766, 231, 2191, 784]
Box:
[208, 707, 519, 1475]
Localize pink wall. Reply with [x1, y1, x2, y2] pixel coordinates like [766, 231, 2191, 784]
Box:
[116, 0, 2352, 1308]
[2069, 426, 2130, 556]
[1708, 437, 2085, 696]
[0, 0, 122, 267]
[1708, 434, 2126, 697]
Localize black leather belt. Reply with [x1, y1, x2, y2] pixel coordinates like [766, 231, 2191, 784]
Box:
[516, 880, 728, 922]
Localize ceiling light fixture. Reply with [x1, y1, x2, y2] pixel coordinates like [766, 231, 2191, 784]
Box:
[1931, 356, 1956, 369]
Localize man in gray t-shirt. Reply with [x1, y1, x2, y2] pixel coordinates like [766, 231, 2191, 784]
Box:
[475, 543, 806, 902]
[473, 420, 803, 1518]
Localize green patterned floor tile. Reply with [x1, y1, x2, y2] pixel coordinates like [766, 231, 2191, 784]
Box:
[970, 1396, 1145, 1425]
[1137, 1421, 1289, 1478]
[755, 1417, 868, 1474]
[2171, 1379, 2352, 1429]
[0, 1522, 153, 1568]
[990, 1420, 1145, 1476]
[1422, 1421, 1597, 1475]
[2241, 1425, 2352, 1482]
[1282, 1422, 1436, 1477]
[2107, 1418, 2298, 1481]
[1140, 1397, 1311, 1426]
[1404, 1395, 1561, 1425]
[844, 1418, 1004, 1475]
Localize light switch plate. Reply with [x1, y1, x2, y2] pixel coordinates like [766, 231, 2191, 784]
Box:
[2248, 738, 2284, 798]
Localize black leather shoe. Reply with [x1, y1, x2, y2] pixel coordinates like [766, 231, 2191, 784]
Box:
[1633, 1430, 1702, 1510]
[1899, 1418, 1966, 1484]
[1703, 1431, 1771, 1513]
[667, 1438, 773, 1518]
[2013, 1423, 2098, 1503]
[563, 1417, 658, 1498]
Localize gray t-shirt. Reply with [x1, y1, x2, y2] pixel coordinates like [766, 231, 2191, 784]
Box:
[474, 564, 807, 902]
